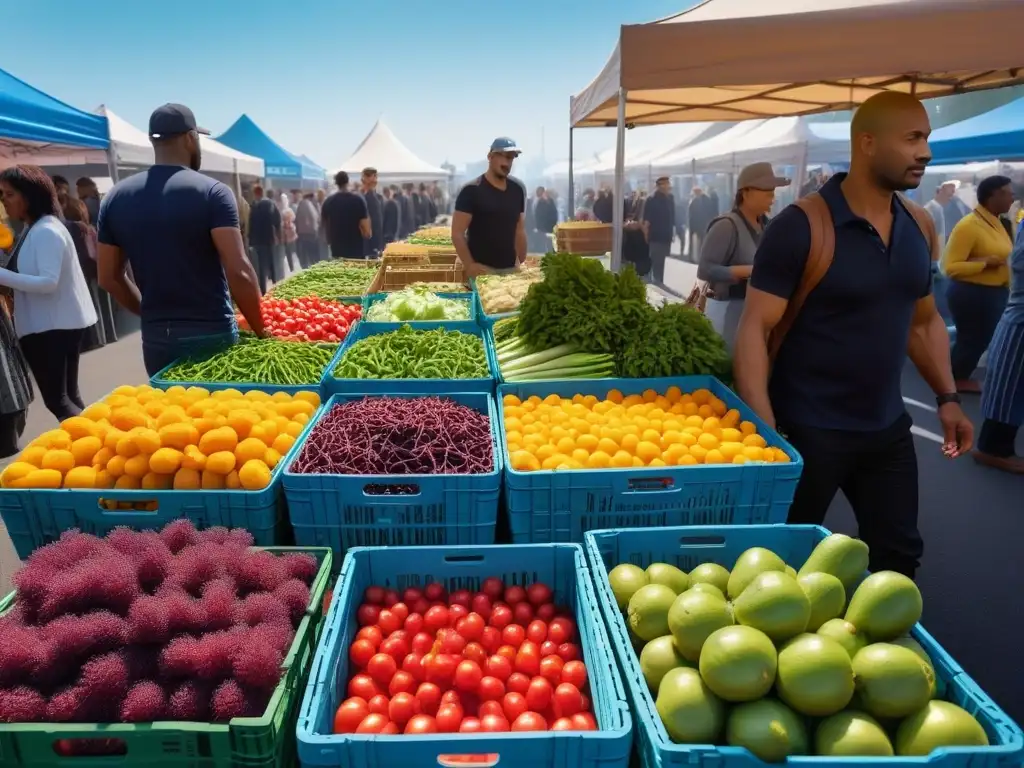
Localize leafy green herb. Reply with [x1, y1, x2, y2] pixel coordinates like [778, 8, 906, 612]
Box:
[617, 303, 730, 379]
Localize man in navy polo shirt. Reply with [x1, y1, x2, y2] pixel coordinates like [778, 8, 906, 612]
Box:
[734, 92, 973, 579]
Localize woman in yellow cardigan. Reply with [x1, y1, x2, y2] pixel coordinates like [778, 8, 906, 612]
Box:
[940, 175, 1015, 393]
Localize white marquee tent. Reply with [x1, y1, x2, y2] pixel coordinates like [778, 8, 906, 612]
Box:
[590, 122, 721, 175]
[336, 119, 449, 182]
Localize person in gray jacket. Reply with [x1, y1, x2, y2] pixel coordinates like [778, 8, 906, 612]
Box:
[697, 162, 790, 350]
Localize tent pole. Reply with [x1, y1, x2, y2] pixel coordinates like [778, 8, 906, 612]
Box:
[105, 145, 120, 184]
[611, 87, 627, 273]
[794, 142, 809, 199]
[567, 127, 575, 222]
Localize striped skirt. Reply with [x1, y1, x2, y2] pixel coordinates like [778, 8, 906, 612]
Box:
[0, 301, 32, 415]
[981, 311, 1024, 426]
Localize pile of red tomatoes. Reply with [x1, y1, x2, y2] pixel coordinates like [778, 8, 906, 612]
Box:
[333, 578, 598, 735]
[238, 297, 361, 343]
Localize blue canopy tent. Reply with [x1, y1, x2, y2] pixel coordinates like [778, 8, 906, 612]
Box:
[928, 98, 1024, 165]
[0, 67, 111, 169]
[215, 115, 322, 189]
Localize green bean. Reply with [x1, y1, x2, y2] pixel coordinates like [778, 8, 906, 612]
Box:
[269, 264, 376, 300]
[332, 325, 489, 380]
[161, 337, 338, 385]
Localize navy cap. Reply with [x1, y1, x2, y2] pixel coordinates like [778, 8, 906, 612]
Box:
[489, 137, 521, 155]
[149, 103, 210, 139]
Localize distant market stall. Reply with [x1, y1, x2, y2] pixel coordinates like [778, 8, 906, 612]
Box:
[928, 96, 1024, 165]
[335, 119, 450, 184]
[217, 114, 325, 189]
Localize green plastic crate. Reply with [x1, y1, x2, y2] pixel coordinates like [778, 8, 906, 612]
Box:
[0, 545, 333, 768]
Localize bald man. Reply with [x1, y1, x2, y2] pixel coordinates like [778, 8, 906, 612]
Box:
[734, 91, 971, 580]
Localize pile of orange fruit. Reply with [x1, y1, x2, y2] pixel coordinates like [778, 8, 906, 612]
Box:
[504, 386, 791, 472]
[0, 385, 319, 491]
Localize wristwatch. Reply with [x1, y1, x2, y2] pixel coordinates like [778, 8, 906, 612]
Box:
[936, 393, 961, 407]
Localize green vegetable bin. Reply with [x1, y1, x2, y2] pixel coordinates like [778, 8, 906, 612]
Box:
[485, 326, 619, 387]
[0, 546, 333, 768]
[361, 291, 476, 331]
[469, 276, 522, 327]
[322, 322, 496, 396]
[0, 395, 323, 560]
[497, 376, 804, 544]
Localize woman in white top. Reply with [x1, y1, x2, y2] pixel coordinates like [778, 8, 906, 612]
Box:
[0, 166, 97, 420]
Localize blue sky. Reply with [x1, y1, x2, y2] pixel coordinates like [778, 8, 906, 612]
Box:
[3, 0, 694, 173]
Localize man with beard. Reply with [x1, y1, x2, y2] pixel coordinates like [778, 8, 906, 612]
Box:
[734, 92, 972, 579]
[97, 104, 263, 375]
[451, 137, 526, 277]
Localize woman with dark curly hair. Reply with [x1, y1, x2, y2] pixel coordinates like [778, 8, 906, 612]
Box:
[0, 165, 96, 420]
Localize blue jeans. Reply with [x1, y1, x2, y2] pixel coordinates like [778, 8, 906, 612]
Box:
[946, 280, 1009, 381]
[142, 321, 238, 378]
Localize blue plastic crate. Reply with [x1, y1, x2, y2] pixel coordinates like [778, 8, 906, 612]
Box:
[296, 543, 632, 768]
[361, 291, 476, 332]
[284, 392, 501, 564]
[498, 377, 803, 543]
[0, 397, 323, 560]
[151, 343, 340, 396]
[322, 322, 495, 396]
[584, 524, 1024, 768]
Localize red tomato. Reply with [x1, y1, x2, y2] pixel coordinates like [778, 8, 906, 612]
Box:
[572, 712, 597, 730]
[454, 660, 483, 692]
[436, 703, 464, 733]
[349, 638, 376, 668]
[477, 699, 504, 718]
[580, 694, 590, 713]
[448, 604, 469, 626]
[383, 589, 400, 607]
[502, 692, 528, 722]
[423, 605, 450, 633]
[506, 672, 530, 695]
[511, 712, 548, 731]
[403, 587, 423, 605]
[485, 654, 512, 681]
[462, 642, 487, 666]
[548, 618, 575, 645]
[449, 589, 472, 608]
[557, 643, 579, 662]
[415, 683, 442, 716]
[481, 577, 505, 600]
[411, 632, 434, 655]
[525, 677, 553, 711]
[348, 674, 380, 700]
[527, 583, 553, 607]
[504, 586, 527, 606]
[551, 717, 575, 731]
[381, 722, 400, 734]
[388, 670, 416, 696]
[378, 609, 401, 636]
[333, 698, 369, 733]
[404, 714, 439, 734]
[496, 644, 517, 662]
[438, 628, 467, 655]
[412, 598, 430, 615]
[526, 620, 548, 645]
[379, 636, 409, 663]
[423, 582, 447, 602]
[389, 602, 409, 623]
[404, 613, 424, 635]
[539, 655, 565, 685]
[489, 605, 513, 630]
[425, 654, 458, 687]
[480, 626, 501, 655]
[553, 683, 584, 717]
[364, 586, 385, 605]
[515, 642, 541, 678]
[356, 712, 390, 733]
[502, 624, 526, 648]
[470, 594, 492, 620]
[388, 692, 419, 726]
[456, 613, 486, 642]
[367, 694, 390, 715]
[356, 626, 383, 648]
[478, 676, 505, 702]
[540, 640, 558, 657]
[479, 714, 510, 732]
[512, 602, 535, 625]
[561, 661, 587, 689]
[367, 653, 398, 686]
[357, 604, 381, 627]
[459, 717, 483, 733]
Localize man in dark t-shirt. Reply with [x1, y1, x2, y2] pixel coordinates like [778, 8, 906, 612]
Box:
[321, 171, 370, 260]
[451, 137, 526, 275]
[97, 103, 263, 376]
[360, 167, 384, 257]
[248, 184, 281, 293]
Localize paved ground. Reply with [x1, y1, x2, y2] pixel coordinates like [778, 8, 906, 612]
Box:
[1, 257, 1021, 724]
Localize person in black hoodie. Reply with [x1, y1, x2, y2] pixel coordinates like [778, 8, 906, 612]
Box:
[533, 186, 558, 248]
[382, 187, 400, 244]
[593, 187, 613, 224]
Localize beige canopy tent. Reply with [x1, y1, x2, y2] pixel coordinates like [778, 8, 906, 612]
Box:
[569, 0, 1024, 270]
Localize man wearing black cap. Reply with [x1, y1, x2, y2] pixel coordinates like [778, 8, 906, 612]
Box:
[451, 138, 527, 277]
[97, 103, 264, 376]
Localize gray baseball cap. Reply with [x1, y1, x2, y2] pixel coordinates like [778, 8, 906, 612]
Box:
[737, 162, 790, 190]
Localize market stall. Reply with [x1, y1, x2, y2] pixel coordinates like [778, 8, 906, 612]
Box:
[928, 96, 1024, 165]
[335, 119, 450, 184]
[568, 0, 1024, 271]
[216, 114, 324, 190]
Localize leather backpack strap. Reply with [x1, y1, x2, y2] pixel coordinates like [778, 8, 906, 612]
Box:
[898, 193, 940, 263]
[767, 193, 835, 361]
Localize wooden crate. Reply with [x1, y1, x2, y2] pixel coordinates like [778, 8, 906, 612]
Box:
[368, 263, 468, 292]
[555, 224, 612, 256]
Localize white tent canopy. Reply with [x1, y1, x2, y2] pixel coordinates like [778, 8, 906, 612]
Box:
[336, 119, 449, 182]
[590, 122, 720, 174]
[30, 106, 265, 178]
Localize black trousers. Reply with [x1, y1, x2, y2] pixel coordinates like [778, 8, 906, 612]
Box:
[251, 244, 277, 294]
[947, 281, 1008, 381]
[297, 235, 319, 269]
[20, 328, 85, 420]
[782, 413, 923, 578]
[978, 418, 1019, 458]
